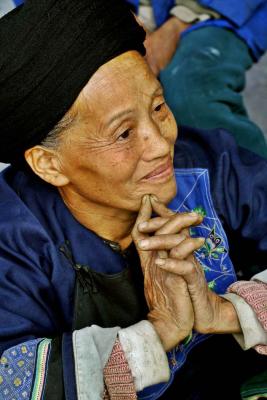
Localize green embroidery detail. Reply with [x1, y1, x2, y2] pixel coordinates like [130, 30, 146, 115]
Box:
[208, 280, 217, 290]
[14, 377, 22, 387]
[192, 206, 206, 217]
[183, 331, 193, 346]
[202, 226, 227, 259]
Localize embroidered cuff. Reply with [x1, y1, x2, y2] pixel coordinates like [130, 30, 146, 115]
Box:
[227, 280, 267, 331]
[0, 338, 51, 400]
[222, 293, 267, 350]
[73, 325, 119, 400]
[103, 338, 137, 399]
[118, 320, 170, 392]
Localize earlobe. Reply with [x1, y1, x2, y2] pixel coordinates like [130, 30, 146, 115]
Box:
[24, 146, 70, 187]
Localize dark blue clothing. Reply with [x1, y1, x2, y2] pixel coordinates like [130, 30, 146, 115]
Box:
[127, 0, 267, 60]
[0, 127, 267, 399]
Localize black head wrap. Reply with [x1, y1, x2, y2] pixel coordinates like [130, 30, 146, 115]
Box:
[0, 0, 146, 164]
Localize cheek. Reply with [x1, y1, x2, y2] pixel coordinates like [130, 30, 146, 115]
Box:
[96, 146, 141, 183]
[161, 113, 178, 144]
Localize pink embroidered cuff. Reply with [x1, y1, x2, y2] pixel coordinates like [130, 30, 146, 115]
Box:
[227, 280, 267, 355]
[103, 338, 137, 400]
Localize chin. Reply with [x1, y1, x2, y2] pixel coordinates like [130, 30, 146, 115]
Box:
[129, 176, 177, 211]
[151, 178, 177, 205]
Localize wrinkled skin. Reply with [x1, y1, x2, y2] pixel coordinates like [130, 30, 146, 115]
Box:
[133, 195, 241, 350]
[132, 195, 204, 350]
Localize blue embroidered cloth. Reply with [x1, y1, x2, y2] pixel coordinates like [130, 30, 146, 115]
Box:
[137, 168, 237, 399]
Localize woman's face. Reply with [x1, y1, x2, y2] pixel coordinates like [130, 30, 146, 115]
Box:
[58, 51, 178, 212]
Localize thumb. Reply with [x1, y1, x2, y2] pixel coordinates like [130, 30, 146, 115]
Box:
[132, 195, 152, 243]
[150, 195, 176, 218]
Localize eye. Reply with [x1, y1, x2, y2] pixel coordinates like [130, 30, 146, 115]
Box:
[118, 129, 131, 140]
[154, 103, 164, 112]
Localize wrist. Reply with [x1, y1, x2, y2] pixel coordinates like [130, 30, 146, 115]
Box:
[166, 16, 191, 40]
[216, 297, 242, 334]
[149, 316, 187, 351]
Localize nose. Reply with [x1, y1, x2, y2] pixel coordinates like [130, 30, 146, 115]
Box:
[140, 119, 171, 162]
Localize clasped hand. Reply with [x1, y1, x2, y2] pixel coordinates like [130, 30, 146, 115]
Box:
[132, 195, 240, 351]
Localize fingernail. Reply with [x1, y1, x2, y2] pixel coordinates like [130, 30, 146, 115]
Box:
[138, 222, 148, 230]
[142, 195, 148, 204]
[189, 212, 200, 218]
[197, 237, 206, 244]
[138, 239, 149, 249]
[155, 258, 166, 266]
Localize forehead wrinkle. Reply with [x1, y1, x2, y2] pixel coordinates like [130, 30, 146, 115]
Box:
[72, 54, 164, 140]
[105, 81, 161, 128]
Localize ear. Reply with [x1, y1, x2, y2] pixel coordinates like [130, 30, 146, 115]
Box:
[24, 146, 69, 187]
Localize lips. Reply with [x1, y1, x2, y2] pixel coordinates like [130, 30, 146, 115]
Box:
[142, 158, 173, 180]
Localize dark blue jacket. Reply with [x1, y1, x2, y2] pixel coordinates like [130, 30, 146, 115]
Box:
[0, 127, 266, 399]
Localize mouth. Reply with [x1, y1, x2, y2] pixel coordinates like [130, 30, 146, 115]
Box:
[141, 158, 174, 182]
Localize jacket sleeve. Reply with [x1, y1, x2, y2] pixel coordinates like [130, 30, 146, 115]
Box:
[225, 277, 267, 354]
[180, 127, 267, 278]
[175, 127, 267, 356]
[0, 233, 169, 399]
[198, 0, 266, 26]
[0, 266, 169, 400]
[175, 126, 267, 276]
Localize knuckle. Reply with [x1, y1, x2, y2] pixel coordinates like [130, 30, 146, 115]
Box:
[169, 247, 183, 259]
[186, 238, 200, 249]
[187, 263, 195, 275]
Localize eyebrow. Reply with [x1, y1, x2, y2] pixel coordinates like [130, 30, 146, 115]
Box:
[107, 109, 134, 126]
[106, 83, 163, 126]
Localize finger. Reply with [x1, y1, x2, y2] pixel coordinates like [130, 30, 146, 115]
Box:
[150, 195, 176, 218]
[137, 212, 201, 236]
[137, 233, 187, 251]
[132, 195, 152, 242]
[155, 255, 206, 287]
[169, 237, 205, 260]
[138, 216, 169, 233]
[156, 256, 211, 314]
[156, 212, 203, 235]
[155, 258, 199, 283]
[158, 250, 168, 259]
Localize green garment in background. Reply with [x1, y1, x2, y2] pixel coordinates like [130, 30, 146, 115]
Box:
[241, 369, 267, 399]
[160, 26, 267, 159]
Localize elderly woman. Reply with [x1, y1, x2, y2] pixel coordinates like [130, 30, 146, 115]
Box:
[0, 0, 267, 399]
